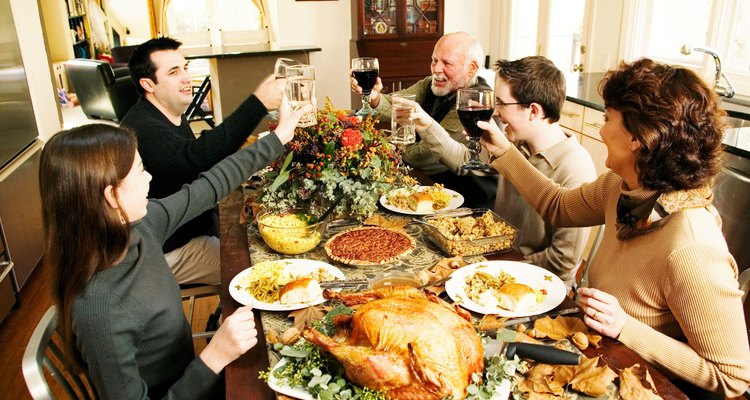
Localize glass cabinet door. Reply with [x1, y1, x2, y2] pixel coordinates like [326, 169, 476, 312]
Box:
[362, 0, 398, 36]
[359, 0, 442, 38]
[405, 0, 440, 34]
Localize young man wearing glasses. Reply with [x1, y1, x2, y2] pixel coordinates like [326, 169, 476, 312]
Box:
[408, 56, 596, 290]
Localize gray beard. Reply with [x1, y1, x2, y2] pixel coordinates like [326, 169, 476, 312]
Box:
[430, 81, 452, 97]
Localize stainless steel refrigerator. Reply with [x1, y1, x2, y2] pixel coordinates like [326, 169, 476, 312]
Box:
[0, 0, 45, 323]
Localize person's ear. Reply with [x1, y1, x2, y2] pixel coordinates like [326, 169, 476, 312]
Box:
[468, 61, 479, 78]
[528, 103, 544, 120]
[139, 78, 155, 93]
[629, 138, 642, 151]
[103, 185, 120, 210]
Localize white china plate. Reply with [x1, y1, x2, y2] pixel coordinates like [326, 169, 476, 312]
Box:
[267, 357, 313, 400]
[445, 260, 566, 317]
[228, 259, 345, 311]
[379, 186, 464, 215]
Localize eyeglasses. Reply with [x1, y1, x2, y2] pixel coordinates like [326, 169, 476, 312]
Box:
[496, 100, 530, 107]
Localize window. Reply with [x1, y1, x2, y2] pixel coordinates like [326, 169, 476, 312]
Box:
[623, 0, 750, 97]
[506, 0, 589, 74]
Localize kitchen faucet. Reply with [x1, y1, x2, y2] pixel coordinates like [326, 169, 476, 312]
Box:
[680, 45, 735, 98]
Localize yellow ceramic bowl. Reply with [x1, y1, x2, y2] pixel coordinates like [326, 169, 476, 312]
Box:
[256, 209, 325, 255]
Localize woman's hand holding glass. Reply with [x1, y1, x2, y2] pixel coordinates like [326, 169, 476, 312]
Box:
[274, 95, 313, 144]
[477, 118, 512, 160]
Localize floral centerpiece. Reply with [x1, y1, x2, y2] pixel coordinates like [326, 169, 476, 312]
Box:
[259, 99, 414, 220]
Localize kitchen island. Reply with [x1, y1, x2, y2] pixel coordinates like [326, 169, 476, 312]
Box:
[182, 44, 321, 134]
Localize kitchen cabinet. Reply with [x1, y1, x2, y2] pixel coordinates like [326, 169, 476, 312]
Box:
[560, 100, 608, 175]
[351, 0, 444, 93]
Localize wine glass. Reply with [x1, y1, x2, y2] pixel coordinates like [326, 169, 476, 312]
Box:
[457, 88, 494, 171]
[351, 57, 379, 117]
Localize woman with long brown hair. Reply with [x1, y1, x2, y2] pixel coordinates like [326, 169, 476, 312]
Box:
[479, 58, 750, 397]
[39, 102, 308, 399]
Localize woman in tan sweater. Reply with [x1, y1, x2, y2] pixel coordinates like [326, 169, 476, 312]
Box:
[479, 58, 750, 397]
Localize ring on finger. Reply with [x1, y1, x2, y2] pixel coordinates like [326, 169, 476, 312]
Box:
[592, 310, 600, 321]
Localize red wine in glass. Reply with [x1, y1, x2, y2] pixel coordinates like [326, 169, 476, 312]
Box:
[458, 107, 494, 138]
[457, 88, 494, 171]
[352, 57, 379, 116]
[353, 68, 378, 95]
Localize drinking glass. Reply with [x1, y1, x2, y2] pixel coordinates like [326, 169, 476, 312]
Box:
[390, 93, 416, 145]
[274, 58, 302, 78]
[351, 57, 379, 117]
[267, 58, 303, 120]
[457, 88, 494, 171]
[285, 65, 317, 127]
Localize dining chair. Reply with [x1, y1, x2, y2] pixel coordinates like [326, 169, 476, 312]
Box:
[180, 283, 220, 341]
[22, 306, 98, 400]
[185, 76, 214, 128]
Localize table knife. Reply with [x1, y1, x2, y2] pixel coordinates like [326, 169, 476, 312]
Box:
[318, 279, 369, 289]
[502, 306, 581, 328]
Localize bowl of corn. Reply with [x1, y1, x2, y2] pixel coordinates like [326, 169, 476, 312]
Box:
[256, 208, 326, 255]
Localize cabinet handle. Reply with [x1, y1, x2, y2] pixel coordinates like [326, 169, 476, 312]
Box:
[561, 111, 580, 118]
[585, 121, 603, 130]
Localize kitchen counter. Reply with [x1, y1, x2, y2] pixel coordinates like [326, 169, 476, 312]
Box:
[181, 44, 321, 129]
[566, 72, 750, 117]
[566, 72, 750, 155]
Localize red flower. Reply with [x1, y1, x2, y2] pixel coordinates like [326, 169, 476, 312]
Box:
[341, 128, 363, 148]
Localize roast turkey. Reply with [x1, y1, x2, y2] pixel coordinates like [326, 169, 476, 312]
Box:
[301, 286, 484, 399]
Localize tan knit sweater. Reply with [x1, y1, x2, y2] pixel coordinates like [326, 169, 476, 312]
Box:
[493, 146, 750, 396]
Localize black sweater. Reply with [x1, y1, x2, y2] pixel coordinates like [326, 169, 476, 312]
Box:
[121, 95, 269, 252]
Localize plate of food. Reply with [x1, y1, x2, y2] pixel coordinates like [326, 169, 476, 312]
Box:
[324, 226, 415, 266]
[445, 260, 566, 317]
[380, 184, 464, 215]
[229, 259, 345, 311]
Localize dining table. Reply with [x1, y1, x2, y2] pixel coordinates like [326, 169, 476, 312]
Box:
[218, 187, 689, 400]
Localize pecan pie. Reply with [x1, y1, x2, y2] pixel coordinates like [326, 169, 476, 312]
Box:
[324, 226, 415, 265]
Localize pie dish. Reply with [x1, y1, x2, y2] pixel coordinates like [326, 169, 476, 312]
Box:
[324, 226, 415, 266]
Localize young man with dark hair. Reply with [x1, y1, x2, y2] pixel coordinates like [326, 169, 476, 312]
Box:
[122, 37, 285, 284]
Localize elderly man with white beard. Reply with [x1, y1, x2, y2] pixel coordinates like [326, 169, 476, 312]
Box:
[351, 31, 498, 209]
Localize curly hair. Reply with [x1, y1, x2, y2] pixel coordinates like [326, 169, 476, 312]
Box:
[599, 58, 725, 191]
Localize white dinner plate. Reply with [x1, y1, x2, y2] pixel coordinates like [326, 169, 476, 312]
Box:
[379, 186, 464, 215]
[267, 357, 313, 400]
[228, 259, 345, 311]
[445, 261, 566, 317]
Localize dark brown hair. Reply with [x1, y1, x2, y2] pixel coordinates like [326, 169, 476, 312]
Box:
[600, 58, 725, 191]
[39, 124, 137, 368]
[128, 36, 182, 96]
[493, 56, 566, 122]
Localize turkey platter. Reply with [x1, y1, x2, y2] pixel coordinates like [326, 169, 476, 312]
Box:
[302, 286, 484, 399]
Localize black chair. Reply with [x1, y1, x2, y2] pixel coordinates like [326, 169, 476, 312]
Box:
[64, 59, 139, 123]
[185, 76, 214, 127]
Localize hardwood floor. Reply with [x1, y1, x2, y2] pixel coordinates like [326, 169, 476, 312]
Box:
[0, 260, 218, 399]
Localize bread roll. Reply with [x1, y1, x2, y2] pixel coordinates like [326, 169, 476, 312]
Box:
[279, 278, 323, 304]
[496, 283, 537, 311]
[407, 192, 434, 213]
